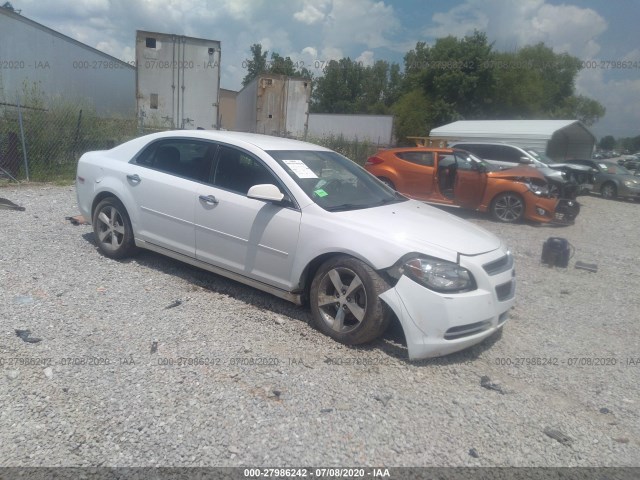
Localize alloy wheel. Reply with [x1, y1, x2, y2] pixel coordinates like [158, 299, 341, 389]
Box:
[315, 267, 367, 333]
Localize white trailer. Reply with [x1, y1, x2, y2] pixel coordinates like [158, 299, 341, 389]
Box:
[235, 74, 311, 138]
[136, 30, 221, 130]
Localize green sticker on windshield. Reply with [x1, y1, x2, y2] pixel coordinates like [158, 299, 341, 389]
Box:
[314, 189, 328, 197]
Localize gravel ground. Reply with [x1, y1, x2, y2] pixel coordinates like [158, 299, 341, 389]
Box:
[0, 184, 639, 468]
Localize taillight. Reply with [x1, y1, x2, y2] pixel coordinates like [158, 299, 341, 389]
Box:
[365, 156, 384, 166]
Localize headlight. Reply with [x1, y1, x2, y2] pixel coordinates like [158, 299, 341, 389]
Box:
[624, 180, 638, 187]
[525, 181, 550, 197]
[400, 256, 476, 293]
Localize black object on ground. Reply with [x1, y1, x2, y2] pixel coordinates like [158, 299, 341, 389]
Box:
[541, 237, 571, 268]
[15, 329, 42, 343]
[0, 198, 25, 211]
[480, 375, 506, 394]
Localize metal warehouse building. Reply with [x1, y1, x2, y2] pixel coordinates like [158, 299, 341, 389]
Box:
[0, 5, 135, 116]
[430, 120, 596, 161]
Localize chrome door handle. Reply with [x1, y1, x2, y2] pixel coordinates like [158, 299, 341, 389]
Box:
[199, 194, 219, 205]
[126, 174, 141, 183]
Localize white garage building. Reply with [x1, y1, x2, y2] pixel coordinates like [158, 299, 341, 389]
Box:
[429, 120, 596, 161]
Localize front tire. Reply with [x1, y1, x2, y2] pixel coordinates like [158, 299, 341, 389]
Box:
[310, 256, 391, 345]
[490, 192, 525, 223]
[600, 182, 617, 199]
[92, 197, 137, 259]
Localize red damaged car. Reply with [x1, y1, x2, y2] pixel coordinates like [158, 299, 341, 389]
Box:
[365, 147, 579, 224]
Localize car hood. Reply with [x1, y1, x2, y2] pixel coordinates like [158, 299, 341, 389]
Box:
[549, 162, 592, 172]
[487, 165, 545, 180]
[326, 200, 502, 259]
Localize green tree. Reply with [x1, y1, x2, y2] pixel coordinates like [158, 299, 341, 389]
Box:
[490, 44, 604, 124]
[599, 135, 615, 150]
[392, 89, 432, 143]
[242, 44, 311, 87]
[404, 31, 496, 126]
[242, 44, 269, 87]
[619, 135, 640, 153]
[553, 94, 606, 126]
[311, 58, 401, 114]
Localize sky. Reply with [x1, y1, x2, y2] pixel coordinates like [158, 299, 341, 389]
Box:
[8, 0, 640, 139]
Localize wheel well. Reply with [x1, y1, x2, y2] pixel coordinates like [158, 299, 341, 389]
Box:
[297, 253, 340, 306]
[490, 191, 523, 206]
[91, 192, 119, 219]
[298, 253, 382, 306]
[376, 176, 396, 188]
[601, 181, 616, 190]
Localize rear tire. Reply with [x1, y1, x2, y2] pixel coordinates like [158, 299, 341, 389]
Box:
[92, 197, 137, 259]
[310, 256, 391, 345]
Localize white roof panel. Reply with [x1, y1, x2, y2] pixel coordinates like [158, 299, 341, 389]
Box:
[430, 120, 592, 140]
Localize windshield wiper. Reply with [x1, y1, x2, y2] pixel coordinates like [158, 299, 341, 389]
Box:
[325, 203, 370, 212]
[326, 196, 405, 212]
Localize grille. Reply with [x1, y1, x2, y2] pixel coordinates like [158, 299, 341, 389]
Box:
[483, 254, 513, 276]
[496, 280, 515, 301]
[444, 320, 492, 340]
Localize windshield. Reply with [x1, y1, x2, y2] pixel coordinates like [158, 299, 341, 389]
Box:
[526, 149, 554, 166]
[599, 162, 632, 175]
[267, 149, 407, 211]
[452, 149, 497, 171]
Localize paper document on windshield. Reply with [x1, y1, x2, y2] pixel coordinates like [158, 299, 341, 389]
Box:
[282, 160, 318, 179]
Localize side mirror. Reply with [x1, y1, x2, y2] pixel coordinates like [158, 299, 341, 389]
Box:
[519, 156, 533, 164]
[476, 163, 487, 173]
[247, 184, 285, 202]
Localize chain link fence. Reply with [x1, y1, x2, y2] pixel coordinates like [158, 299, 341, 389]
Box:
[0, 92, 156, 183]
[0, 93, 379, 183]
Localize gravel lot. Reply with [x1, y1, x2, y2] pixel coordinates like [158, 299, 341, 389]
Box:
[1, 184, 639, 468]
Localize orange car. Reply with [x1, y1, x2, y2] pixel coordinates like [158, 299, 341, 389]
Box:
[365, 147, 580, 223]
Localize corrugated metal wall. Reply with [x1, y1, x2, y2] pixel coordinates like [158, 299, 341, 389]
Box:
[0, 8, 134, 116]
[307, 114, 394, 145]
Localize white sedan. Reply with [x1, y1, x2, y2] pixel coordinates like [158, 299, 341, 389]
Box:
[76, 130, 515, 359]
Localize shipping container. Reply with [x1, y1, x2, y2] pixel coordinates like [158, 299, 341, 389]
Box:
[235, 74, 311, 138]
[136, 30, 221, 130]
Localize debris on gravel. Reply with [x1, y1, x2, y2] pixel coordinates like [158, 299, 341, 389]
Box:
[1, 184, 639, 468]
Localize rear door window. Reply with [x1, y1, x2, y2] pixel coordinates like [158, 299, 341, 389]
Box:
[133, 139, 216, 182]
[395, 151, 434, 166]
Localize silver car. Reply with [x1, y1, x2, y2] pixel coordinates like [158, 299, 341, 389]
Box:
[563, 159, 640, 200]
[450, 142, 593, 197]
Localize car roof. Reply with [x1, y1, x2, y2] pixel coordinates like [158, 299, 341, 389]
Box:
[133, 130, 332, 151]
[379, 147, 453, 153]
[450, 141, 526, 148]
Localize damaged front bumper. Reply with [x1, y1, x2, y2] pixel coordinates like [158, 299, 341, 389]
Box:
[380, 248, 516, 360]
[552, 199, 580, 224]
